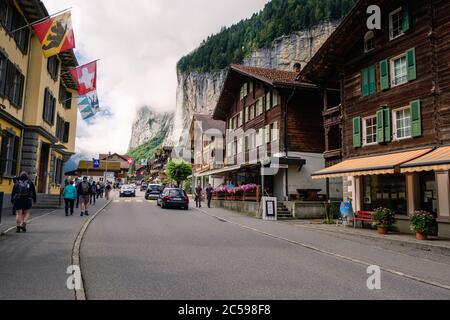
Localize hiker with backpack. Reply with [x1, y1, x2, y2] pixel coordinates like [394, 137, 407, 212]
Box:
[11, 172, 37, 233]
[90, 182, 97, 205]
[77, 177, 91, 217]
[105, 182, 112, 200]
[62, 180, 77, 216]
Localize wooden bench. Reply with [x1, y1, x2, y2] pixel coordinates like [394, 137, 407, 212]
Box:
[352, 211, 374, 228]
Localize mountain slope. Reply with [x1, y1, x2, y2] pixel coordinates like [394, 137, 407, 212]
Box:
[177, 0, 355, 73]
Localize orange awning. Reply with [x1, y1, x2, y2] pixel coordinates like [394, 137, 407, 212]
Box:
[401, 146, 450, 173]
[312, 148, 433, 179]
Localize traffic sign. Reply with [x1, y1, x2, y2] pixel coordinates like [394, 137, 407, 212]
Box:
[93, 159, 100, 169]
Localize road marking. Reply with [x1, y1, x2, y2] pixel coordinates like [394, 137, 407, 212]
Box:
[113, 200, 120, 203]
[124, 200, 132, 203]
[72, 200, 112, 301]
[136, 200, 143, 203]
[195, 208, 450, 292]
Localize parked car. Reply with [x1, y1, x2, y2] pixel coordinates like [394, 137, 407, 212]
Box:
[120, 185, 136, 197]
[145, 184, 162, 200]
[140, 182, 149, 192]
[157, 188, 189, 210]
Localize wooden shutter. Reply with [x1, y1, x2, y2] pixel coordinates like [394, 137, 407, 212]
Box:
[361, 68, 369, 97]
[383, 108, 392, 142]
[406, 48, 417, 81]
[410, 100, 422, 137]
[0, 54, 7, 95]
[376, 110, 385, 143]
[402, 2, 411, 33]
[0, 133, 8, 175]
[369, 65, 377, 95]
[380, 60, 390, 91]
[353, 117, 361, 148]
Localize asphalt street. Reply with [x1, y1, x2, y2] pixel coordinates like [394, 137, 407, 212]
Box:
[80, 192, 450, 300]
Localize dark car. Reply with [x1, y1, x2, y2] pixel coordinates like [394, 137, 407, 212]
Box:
[157, 188, 189, 210]
[140, 182, 149, 192]
[145, 184, 162, 200]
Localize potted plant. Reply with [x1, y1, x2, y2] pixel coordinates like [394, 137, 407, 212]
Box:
[373, 208, 396, 235]
[410, 211, 435, 241]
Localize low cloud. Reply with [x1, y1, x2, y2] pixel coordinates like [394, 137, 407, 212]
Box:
[43, 0, 269, 156]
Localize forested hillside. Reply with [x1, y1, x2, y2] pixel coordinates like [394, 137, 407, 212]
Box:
[177, 0, 355, 73]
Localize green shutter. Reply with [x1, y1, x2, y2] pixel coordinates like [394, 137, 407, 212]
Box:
[376, 110, 385, 143]
[353, 117, 361, 148]
[361, 68, 369, 97]
[380, 60, 390, 91]
[406, 48, 417, 81]
[410, 100, 422, 137]
[369, 65, 377, 95]
[402, 2, 411, 33]
[383, 108, 392, 142]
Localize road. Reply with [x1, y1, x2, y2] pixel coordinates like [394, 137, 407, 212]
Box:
[80, 191, 450, 300]
[1, 190, 449, 300]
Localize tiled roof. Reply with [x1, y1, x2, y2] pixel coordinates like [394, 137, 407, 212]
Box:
[230, 64, 316, 88]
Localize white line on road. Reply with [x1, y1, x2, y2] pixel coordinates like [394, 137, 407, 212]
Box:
[1, 210, 58, 235]
[195, 208, 450, 292]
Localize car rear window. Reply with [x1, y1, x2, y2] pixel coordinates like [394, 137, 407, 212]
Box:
[169, 190, 185, 197]
[149, 185, 161, 190]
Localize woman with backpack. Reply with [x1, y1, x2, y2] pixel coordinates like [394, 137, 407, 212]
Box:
[62, 180, 77, 216]
[11, 172, 37, 233]
[77, 177, 91, 217]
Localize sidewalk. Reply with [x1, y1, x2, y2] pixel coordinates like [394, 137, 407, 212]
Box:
[0, 208, 55, 235]
[0, 198, 109, 300]
[196, 206, 450, 289]
[287, 220, 450, 255]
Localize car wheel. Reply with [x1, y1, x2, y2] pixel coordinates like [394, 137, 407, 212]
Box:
[161, 202, 165, 209]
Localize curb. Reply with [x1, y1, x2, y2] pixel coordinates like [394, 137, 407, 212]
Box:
[195, 207, 450, 292]
[71, 200, 112, 301]
[287, 223, 450, 257]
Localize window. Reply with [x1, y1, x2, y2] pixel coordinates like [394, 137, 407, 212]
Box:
[271, 122, 278, 142]
[363, 116, 377, 145]
[3, 61, 25, 107]
[391, 54, 407, 87]
[0, 52, 7, 96]
[43, 88, 56, 125]
[0, 131, 19, 177]
[272, 90, 280, 107]
[59, 83, 72, 109]
[56, 115, 66, 141]
[393, 107, 412, 140]
[12, 8, 29, 54]
[361, 65, 376, 97]
[389, 8, 404, 40]
[54, 158, 64, 184]
[246, 132, 256, 151]
[265, 92, 272, 111]
[47, 56, 59, 81]
[257, 97, 264, 116]
[63, 122, 70, 143]
[364, 31, 375, 52]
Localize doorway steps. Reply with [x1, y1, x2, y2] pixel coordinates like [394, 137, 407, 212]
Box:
[34, 194, 63, 209]
[277, 202, 293, 220]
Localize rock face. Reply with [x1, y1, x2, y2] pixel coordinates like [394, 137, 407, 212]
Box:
[128, 106, 174, 151]
[167, 21, 340, 147]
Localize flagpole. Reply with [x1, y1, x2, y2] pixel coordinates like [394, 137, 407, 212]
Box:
[9, 7, 73, 34]
[60, 59, 101, 77]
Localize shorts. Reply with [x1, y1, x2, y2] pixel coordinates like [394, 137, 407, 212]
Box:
[14, 198, 33, 211]
[80, 195, 90, 205]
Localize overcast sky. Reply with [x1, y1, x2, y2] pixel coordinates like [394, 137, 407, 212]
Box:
[43, 0, 269, 157]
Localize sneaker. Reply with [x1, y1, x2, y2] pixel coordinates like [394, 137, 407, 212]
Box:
[16, 226, 21, 233]
[85, 211, 89, 216]
[21, 224, 27, 233]
[81, 212, 84, 217]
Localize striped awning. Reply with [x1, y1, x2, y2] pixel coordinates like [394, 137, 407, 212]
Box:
[401, 146, 450, 173]
[312, 148, 433, 179]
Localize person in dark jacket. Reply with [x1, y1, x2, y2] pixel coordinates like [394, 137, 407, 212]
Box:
[206, 184, 214, 208]
[195, 185, 203, 208]
[11, 172, 37, 233]
[89, 182, 97, 205]
[77, 177, 91, 216]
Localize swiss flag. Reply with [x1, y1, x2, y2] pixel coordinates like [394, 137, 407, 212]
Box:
[127, 158, 134, 165]
[70, 61, 97, 95]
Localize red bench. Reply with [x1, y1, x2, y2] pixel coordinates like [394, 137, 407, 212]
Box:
[352, 211, 374, 228]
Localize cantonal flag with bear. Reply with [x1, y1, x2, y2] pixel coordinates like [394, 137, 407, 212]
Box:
[70, 61, 97, 96]
[32, 12, 75, 58]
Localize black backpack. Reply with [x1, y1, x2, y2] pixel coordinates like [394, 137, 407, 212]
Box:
[81, 182, 90, 194]
[16, 180, 32, 199]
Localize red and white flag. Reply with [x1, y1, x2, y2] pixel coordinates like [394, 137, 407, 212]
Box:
[70, 61, 97, 95]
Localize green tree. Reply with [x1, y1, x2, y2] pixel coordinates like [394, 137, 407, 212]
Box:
[166, 160, 192, 188]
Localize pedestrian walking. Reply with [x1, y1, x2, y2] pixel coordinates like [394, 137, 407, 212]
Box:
[62, 180, 77, 216]
[77, 177, 91, 216]
[75, 178, 81, 209]
[206, 184, 214, 209]
[90, 182, 97, 205]
[96, 182, 102, 199]
[105, 182, 112, 200]
[11, 172, 37, 233]
[195, 185, 203, 208]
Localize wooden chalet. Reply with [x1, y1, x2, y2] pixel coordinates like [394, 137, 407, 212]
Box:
[300, 0, 450, 235]
[210, 64, 337, 201]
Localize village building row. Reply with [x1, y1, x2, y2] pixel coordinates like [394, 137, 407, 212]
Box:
[188, 0, 450, 236]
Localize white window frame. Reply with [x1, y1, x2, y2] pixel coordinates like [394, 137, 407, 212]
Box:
[392, 106, 412, 141]
[389, 7, 404, 41]
[364, 31, 375, 53]
[362, 115, 377, 146]
[390, 52, 408, 88]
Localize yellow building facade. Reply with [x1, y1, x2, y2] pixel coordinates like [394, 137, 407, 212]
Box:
[0, 0, 78, 203]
